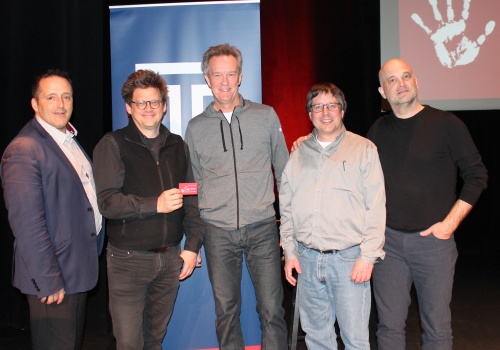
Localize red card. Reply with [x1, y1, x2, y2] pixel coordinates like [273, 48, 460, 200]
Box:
[179, 182, 198, 195]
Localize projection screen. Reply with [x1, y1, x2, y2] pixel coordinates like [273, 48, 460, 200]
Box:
[380, 0, 500, 110]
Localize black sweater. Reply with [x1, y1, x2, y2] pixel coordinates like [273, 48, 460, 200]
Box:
[367, 106, 487, 232]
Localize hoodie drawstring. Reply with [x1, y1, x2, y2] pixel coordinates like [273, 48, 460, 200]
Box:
[234, 115, 243, 150]
[220, 120, 228, 152]
[220, 115, 243, 152]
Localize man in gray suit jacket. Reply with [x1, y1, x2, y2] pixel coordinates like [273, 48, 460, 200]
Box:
[1, 69, 103, 350]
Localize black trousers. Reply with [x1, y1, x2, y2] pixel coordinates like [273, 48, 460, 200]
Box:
[27, 292, 87, 350]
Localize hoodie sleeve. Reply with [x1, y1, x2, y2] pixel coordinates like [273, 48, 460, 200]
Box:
[184, 123, 202, 184]
[181, 141, 205, 253]
[268, 107, 289, 189]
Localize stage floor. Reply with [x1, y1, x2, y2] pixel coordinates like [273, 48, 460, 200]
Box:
[1, 253, 498, 350]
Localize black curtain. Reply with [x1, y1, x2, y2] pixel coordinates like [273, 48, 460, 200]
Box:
[0, 0, 106, 329]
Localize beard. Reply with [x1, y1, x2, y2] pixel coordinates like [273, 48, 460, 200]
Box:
[391, 89, 418, 107]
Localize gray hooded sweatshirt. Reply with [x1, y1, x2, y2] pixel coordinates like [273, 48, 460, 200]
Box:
[185, 95, 289, 230]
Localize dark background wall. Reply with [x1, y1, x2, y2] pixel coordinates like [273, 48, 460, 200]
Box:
[1, 0, 498, 329]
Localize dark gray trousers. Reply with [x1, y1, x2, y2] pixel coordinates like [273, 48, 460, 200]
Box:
[204, 218, 288, 350]
[373, 227, 458, 350]
[28, 292, 87, 350]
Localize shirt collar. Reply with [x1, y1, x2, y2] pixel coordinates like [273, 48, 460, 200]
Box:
[312, 125, 346, 144]
[35, 115, 78, 145]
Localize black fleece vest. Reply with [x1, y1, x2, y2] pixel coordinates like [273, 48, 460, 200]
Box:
[106, 125, 189, 250]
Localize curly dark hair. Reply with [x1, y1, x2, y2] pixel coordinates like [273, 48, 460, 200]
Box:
[121, 70, 168, 104]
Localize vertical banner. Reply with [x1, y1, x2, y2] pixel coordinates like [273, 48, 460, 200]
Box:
[110, 2, 262, 349]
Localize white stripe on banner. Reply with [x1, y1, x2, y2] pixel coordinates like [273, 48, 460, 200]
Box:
[136, 62, 201, 75]
[136, 63, 212, 135]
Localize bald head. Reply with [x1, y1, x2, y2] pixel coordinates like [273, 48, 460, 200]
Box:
[378, 58, 422, 117]
[379, 58, 414, 86]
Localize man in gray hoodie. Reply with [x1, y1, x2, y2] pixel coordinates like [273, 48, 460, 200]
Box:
[184, 43, 289, 349]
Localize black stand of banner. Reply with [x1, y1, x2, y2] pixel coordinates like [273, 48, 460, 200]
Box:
[287, 273, 304, 350]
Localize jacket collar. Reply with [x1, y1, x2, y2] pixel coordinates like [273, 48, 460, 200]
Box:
[27, 118, 88, 184]
[124, 119, 175, 146]
[204, 94, 251, 118]
[312, 125, 347, 148]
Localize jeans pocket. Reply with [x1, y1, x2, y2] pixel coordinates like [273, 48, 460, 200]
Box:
[107, 246, 135, 259]
[337, 245, 360, 262]
[297, 242, 308, 257]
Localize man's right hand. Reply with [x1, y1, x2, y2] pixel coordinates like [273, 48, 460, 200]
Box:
[291, 134, 311, 152]
[157, 188, 183, 213]
[284, 258, 302, 286]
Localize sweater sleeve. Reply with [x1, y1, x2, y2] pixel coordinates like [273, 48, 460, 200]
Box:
[448, 116, 488, 206]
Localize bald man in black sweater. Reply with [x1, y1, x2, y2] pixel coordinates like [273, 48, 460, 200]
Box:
[367, 58, 488, 350]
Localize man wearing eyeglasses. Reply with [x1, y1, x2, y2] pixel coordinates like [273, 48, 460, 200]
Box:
[280, 82, 386, 349]
[93, 70, 205, 350]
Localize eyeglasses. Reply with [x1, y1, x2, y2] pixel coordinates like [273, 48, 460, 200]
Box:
[311, 103, 342, 113]
[130, 100, 163, 110]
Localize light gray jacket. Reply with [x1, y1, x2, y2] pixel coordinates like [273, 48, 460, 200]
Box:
[185, 95, 289, 230]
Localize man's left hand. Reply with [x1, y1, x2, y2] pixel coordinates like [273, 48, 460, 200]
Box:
[179, 250, 197, 280]
[350, 260, 374, 284]
[421, 199, 471, 240]
[291, 134, 311, 152]
[420, 221, 454, 240]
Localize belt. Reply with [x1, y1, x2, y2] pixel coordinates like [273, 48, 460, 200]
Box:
[309, 248, 337, 254]
[148, 246, 171, 253]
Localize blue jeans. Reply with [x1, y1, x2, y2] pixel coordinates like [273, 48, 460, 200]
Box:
[373, 227, 458, 350]
[297, 243, 371, 350]
[107, 243, 183, 350]
[203, 218, 288, 350]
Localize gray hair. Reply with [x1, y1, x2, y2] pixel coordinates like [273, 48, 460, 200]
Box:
[201, 43, 243, 75]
